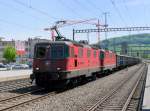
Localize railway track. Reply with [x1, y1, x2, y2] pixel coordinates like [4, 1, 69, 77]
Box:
[0, 87, 56, 111]
[125, 64, 148, 111]
[0, 64, 146, 111]
[87, 64, 147, 111]
[0, 78, 32, 92]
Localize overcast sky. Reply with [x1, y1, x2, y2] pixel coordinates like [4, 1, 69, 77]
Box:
[0, 0, 149, 43]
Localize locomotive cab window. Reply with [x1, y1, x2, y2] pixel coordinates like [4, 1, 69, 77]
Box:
[51, 44, 69, 59]
[35, 45, 47, 58]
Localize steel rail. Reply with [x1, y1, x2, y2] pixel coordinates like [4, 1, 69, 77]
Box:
[0, 82, 32, 92]
[121, 64, 147, 111]
[0, 87, 44, 102]
[87, 64, 144, 111]
[0, 79, 31, 92]
[0, 87, 49, 111]
[0, 92, 56, 111]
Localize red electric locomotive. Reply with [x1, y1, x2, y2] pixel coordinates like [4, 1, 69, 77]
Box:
[32, 40, 101, 87]
[31, 39, 140, 88]
[100, 50, 116, 73]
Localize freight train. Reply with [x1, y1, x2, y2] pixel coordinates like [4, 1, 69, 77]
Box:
[30, 40, 141, 87]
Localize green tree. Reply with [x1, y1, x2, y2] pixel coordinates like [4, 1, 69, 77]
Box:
[3, 46, 16, 62]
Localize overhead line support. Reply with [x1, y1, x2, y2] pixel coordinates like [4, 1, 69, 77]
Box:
[73, 27, 150, 33]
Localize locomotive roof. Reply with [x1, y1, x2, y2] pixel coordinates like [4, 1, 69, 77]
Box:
[35, 41, 99, 49]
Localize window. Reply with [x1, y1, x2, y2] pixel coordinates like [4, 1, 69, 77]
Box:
[93, 50, 97, 58]
[70, 47, 74, 57]
[78, 47, 83, 57]
[64, 45, 69, 57]
[51, 44, 69, 59]
[110, 53, 112, 58]
[100, 51, 105, 59]
[35, 44, 69, 59]
[51, 45, 64, 59]
[87, 49, 91, 57]
[35, 46, 47, 58]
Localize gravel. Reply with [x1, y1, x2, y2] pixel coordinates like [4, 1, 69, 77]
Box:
[0, 78, 31, 92]
[0, 85, 37, 101]
[96, 64, 144, 110]
[9, 64, 141, 111]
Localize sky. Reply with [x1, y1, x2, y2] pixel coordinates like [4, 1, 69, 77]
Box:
[0, 0, 149, 43]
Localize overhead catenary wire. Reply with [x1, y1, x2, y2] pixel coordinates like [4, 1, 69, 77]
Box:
[0, 17, 38, 31]
[0, 1, 48, 22]
[122, 0, 135, 44]
[58, 0, 82, 18]
[84, 0, 104, 20]
[122, 0, 135, 26]
[109, 0, 130, 51]
[110, 0, 127, 26]
[86, 0, 103, 14]
[72, 0, 99, 17]
[81, 0, 117, 27]
[12, 0, 60, 20]
[72, 0, 104, 42]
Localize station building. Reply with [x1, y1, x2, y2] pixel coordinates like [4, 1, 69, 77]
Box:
[0, 37, 50, 63]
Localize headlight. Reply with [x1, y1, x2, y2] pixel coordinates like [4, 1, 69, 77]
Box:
[36, 67, 39, 70]
[57, 68, 61, 71]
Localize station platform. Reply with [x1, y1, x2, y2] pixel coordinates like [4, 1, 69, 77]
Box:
[0, 69, 32, 82]
[142, 64, 150, 110]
